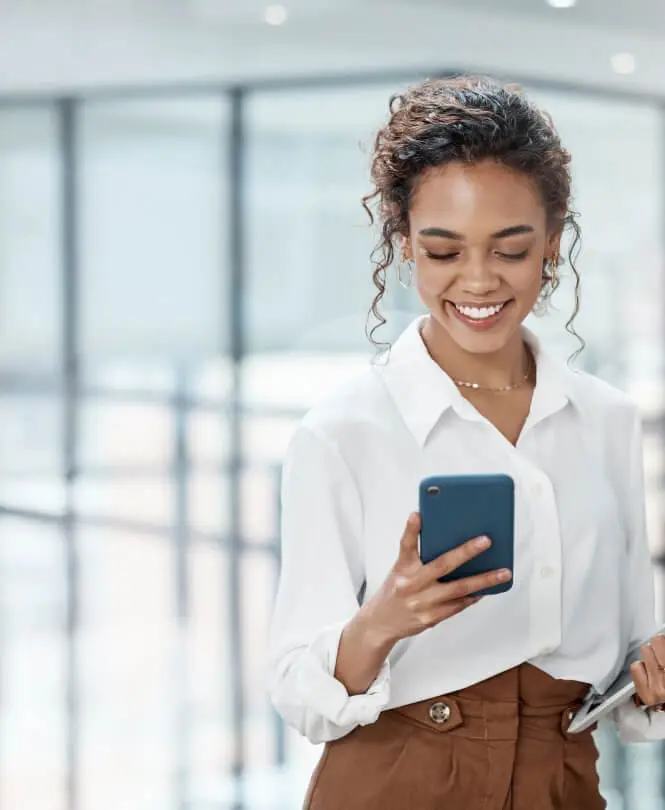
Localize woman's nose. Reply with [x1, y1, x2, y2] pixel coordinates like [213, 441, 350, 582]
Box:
[459, 260, 501, 295]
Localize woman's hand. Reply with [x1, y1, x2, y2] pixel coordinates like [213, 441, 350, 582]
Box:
[361, 512, 512, 648]
[335, 512, 511, 696]
[630, 635, 665, 708]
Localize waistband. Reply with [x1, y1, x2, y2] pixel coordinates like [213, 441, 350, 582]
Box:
[385, 664, 592, 742]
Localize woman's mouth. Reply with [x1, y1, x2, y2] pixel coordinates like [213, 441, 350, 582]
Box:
[447, 300, 512, 331]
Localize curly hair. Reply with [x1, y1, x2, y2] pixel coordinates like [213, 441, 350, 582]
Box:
[362, 75, 582, 354]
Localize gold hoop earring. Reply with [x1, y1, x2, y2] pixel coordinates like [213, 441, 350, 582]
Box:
[397, 255, 414, 289]
[549, 253, 560, 290]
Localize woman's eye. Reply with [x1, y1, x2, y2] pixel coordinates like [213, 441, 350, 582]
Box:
[424, 249, 529, 262]
[424, 251, 459, 262]
[496, 249, 529, 261]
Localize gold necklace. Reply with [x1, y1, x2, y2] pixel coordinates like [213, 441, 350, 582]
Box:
[454, 353, 533, 393]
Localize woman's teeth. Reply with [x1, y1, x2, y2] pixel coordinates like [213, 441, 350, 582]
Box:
[454, 303, 506, 321]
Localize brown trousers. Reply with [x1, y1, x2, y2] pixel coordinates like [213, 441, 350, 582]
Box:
[303, 663, 606, 810]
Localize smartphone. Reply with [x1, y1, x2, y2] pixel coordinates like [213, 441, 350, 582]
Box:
[418, 474, 515, 596]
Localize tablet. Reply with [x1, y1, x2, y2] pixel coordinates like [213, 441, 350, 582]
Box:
[568, 626, 665, 734]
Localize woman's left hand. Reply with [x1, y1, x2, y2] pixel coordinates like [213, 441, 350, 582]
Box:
[630, 635, 665, 707]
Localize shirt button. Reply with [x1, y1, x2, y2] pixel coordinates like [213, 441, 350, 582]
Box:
[541, 566, 556, 579]
[533, 482, 543, 496]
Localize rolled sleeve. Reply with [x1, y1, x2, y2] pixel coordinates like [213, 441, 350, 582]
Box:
[268, 423, 391, 744]
[614, 407, 664, 743]
[271, 622, 391, 744]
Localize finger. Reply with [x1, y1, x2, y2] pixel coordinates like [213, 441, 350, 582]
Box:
[641, 643, 662, 689]
[397, 513, 421, 563]
[429, 595, 483, 625]
[435, 568, 513, 601]
[650, 634, 665, 669]
[418, 535, 492, 586]
[631, 660, 656, 707]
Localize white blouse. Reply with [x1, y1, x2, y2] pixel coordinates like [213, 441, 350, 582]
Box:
[268, 316, 665, 745]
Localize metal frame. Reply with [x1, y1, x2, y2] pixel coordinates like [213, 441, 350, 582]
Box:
[59, 96, 81, 810]
[0, 68, 663, 810]
[0, 67, 665, 105]
[227, 86, 247, 810]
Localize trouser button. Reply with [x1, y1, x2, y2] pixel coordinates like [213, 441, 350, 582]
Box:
[429, 701, 451, 724]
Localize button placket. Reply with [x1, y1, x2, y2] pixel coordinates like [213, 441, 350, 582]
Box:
[519, 460, 563, 658]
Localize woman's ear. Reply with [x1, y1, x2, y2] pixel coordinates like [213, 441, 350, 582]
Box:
[546, 230, 563, 262]
[400, 235, 413, 261]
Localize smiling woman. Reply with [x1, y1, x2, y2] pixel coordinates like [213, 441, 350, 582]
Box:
[363, 76, 582, 374]
[409, 162, 550, 354]
[268, 75, 665, 810]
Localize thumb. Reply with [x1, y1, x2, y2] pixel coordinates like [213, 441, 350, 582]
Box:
[397, 512, 421, 563]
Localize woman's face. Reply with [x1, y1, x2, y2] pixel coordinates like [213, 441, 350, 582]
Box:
[405, 159, 560, 356]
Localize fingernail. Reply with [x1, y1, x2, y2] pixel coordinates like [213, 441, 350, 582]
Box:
[475, 536, 491, 549]
[497, 569, 512, 582]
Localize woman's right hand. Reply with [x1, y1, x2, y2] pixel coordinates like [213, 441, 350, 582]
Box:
[362, 512, 512, 647]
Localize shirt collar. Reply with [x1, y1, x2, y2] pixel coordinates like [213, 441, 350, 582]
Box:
[375, 316, 576, 447]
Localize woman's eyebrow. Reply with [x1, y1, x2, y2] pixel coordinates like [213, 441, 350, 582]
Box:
[418, 224, 535, 240]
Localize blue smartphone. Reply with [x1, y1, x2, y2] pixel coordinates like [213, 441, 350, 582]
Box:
[418, 474, 515, 596]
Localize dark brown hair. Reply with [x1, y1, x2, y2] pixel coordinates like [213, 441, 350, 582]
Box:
[362, 75, 582, 353]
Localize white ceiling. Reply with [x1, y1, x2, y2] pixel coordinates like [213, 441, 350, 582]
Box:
[413, 0, 665, 35]
[190, 0, 665, 34]
[0, 0, 662, 96]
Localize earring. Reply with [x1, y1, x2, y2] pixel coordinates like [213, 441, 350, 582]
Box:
[549, 253, 560, 289]
[397, 255, 414, 289]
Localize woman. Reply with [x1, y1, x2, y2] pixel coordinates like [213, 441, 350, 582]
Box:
[268, 76, 665, 809]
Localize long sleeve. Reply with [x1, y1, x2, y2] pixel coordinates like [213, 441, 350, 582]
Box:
[613, 407, 665, 743]
[267, 423, 390, 744]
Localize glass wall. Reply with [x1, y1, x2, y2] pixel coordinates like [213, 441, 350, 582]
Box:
[0, 77, 663, 810]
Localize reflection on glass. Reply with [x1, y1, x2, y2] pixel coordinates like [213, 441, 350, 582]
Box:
[0, 394, 66, 513]
[188, 471, 230, 537]
[0, 106, 61, 375]
[73, 476, 175, 526]
[243, 83, 423, 355]
[0, 394, 63, 474]
[79, 401, 174, 469]
[0, 519, 67, 810]
[189, 542, 232, 802]
[241, 551, 280, 774]
[78, 529, 174, 810]
[76, 401, 177, 526]
[79, 96, 230, 364]
[526, 91, 665, 412]
[189, 410, 231, 469]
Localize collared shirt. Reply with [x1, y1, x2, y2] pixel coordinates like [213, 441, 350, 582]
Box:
[268, 316, 664, 745]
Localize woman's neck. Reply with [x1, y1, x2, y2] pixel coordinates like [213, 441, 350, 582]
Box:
[420, 316, 530, 391]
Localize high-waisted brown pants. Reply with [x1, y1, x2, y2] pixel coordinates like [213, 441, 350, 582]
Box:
[303, 663, 606, 810]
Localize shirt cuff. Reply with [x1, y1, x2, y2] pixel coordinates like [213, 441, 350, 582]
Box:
[294, 622, 391, 730]
[614, 699, 665, 743]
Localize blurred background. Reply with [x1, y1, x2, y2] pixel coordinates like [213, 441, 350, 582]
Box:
[0, 0, 664, 808]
